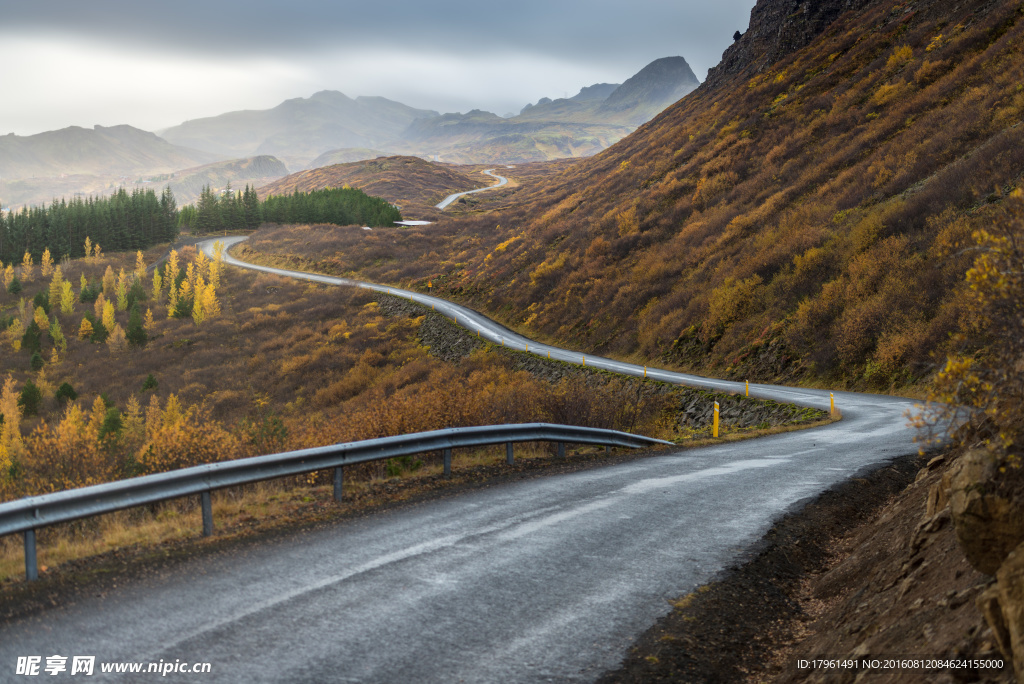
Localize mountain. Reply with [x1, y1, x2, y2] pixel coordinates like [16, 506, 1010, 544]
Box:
[257, 155, 483, 219]
[159, 91, 439, 165]
[596, 56, 700, 124]
[326, 0, 1024, 392]
[412, 57, 700, 161]
[0, 125, 216, 178]
[156, 155, 289, 205]
[306, 148, 388, 170]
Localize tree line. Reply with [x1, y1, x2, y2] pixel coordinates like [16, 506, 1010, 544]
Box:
[180, 184, 402, 234]
[1, 183, 403, 264]
[0, 188, 177, 265]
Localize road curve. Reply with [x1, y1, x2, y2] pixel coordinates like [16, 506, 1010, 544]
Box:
[0, 238, 925, 683]
[435, 169, 508, 209]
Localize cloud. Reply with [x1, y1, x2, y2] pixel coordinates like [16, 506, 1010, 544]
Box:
[0, 1, 756, 134]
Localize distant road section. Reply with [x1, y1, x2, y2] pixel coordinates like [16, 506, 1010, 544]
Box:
[435, 169, 508, 209]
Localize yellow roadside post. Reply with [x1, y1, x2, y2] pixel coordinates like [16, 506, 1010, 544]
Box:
[644, 366, 647, 378]
[713, 401, 720, 438]
[830, 392, 836, 417]
[746, 380, 749, 397]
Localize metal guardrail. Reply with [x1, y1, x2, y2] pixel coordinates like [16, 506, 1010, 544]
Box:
[0, 423, 671, 581]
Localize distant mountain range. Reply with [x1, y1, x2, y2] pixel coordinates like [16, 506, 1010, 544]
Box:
[0, 125, 215, 179]
[158, 91, 439, 168]
[0, 55, 700, 209]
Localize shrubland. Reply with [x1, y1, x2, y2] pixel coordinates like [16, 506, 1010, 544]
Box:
[246, 0, 1024, 392]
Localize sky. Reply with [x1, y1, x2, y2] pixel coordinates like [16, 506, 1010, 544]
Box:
[0, 0, 756, 137]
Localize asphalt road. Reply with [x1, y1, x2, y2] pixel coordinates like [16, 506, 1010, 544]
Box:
[435, 169, 509, 209]
[0, 239, 924, 682]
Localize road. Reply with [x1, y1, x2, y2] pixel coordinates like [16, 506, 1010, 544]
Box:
[0, 238, 924, 683]
[435, 169, 508, 209]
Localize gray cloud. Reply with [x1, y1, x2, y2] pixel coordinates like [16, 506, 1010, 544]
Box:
[0, 1, 756, 134]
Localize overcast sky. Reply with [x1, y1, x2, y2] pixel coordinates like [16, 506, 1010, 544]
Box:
[0, 0, 756, 136]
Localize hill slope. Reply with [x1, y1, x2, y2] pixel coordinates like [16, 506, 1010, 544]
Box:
[276, 0, 1024, 391]
[159, 155, 289, 205]
[257, 155, 483, 219]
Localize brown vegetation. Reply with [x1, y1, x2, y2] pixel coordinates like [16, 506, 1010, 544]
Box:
[244, 0, 1024, 393]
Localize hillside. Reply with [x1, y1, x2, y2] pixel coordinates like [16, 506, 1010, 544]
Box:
[159, 91, 439, 166]
[156, 155, 289, 205]
[256, 155, 484, 219]
[278, 0, 1024, 391]
[306, 148, 388, 170]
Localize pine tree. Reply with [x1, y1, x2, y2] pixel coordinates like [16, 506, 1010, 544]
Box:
[60, 281, 75, 315]
[126, 305, 147, 347]
[48, 265, 64, 309]
[116, 268, 128, 311]
[84, 236, 92, 259]
[135, 250, 146, 281]
[20, 251, 33, 282]
[94, 292, 106, 322]
[102, 300, 116, 332]
[151, 270, 163, 304]
[106, 323, 127, 353]
[40, 248, 53, 277]
[78, 317, 94, 340]
[7, 319, 23, 351]
[102, 265, 115, 297]
[49, 317, 66, 352]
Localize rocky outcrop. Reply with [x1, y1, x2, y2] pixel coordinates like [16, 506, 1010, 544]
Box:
[704, 0, 877, 90]
[948, 449, 1024, 576]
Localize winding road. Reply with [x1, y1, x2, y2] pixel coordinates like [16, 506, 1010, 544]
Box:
[0, 237, 924, 683]
[435, 168, 509, 209]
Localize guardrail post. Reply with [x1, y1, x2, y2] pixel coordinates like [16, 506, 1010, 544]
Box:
[25, 529, 38, 581]
[443, 448, 452, 478]
[606, 445, 611, 456]
[506, 442, 514, 465]
[333, 467, 344, 502]
[201, 491, 213, 537]
[557, 442, 566, 459]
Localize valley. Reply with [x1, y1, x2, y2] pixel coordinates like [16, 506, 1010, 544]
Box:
[2, 0, 1024, 680]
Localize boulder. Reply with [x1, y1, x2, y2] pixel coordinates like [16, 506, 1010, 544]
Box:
[949, 448, 1024, 575]
[978, 541, 1024, 679]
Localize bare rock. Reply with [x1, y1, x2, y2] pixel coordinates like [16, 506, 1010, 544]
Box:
[949, 449, 1024, 575]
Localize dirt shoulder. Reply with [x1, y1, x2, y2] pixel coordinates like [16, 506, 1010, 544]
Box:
[598, 451, 1013, 683]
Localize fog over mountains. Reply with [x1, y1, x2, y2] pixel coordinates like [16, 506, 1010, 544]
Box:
[0, 55, 700, 209]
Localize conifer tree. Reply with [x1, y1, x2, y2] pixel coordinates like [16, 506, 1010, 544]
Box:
[126, 305, 147, 347]
[2, 264, 13, 289]
[102, 265, 115, 297]
[94, 292, 107, 322]
[151, 270, 163, 304]
[48, 265, 64, 309]
[135, 251, 146, 281]
[106, 323, 127, 353]
[102, 300, 116, 332]
[40, 248, 53, 277]
[78, 317, 94, 340]
[20, 251, 33, 282]
[116, 268, 128, 311]
[60, 281, 75, 315]
[84, 236, 92, 260]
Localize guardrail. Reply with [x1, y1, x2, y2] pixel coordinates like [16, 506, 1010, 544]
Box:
[0, 423, 671, 581]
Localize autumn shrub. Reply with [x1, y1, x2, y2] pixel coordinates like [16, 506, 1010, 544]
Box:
[923, 193, 1024, 464]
